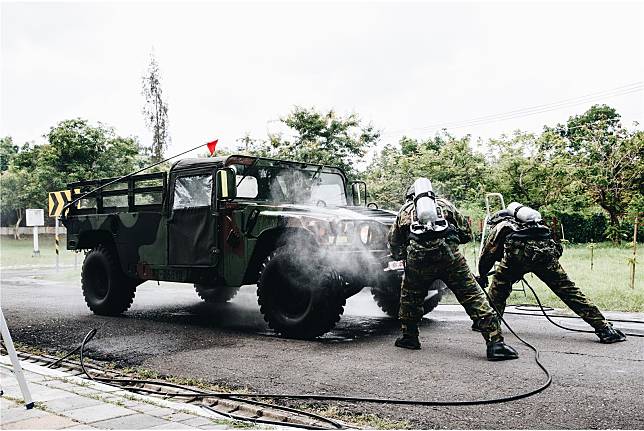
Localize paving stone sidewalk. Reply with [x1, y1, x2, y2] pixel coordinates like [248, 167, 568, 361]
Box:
[0, 356, 252, 430]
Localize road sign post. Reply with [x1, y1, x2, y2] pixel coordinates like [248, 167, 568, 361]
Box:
[26, 209, 44, 257]
[55, 217, 60, 271]
[48, 189, 80, 266]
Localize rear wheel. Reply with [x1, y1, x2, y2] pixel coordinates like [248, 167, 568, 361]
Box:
[194, 284, 240, 303]
[257, 247, 346, 339]
[371, 272, 445, 318]
[81, 245, 137, 315]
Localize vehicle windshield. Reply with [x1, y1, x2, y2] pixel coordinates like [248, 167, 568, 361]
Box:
[230, 162, 347, 206]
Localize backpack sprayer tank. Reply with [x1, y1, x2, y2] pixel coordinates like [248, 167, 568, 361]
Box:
[410, 178, 449, 235]
[507, 202, 542, 223]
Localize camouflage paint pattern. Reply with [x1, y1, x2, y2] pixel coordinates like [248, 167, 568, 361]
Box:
[64, 154, 398, 291]
[486, 237, 609, 330]
[389, 198, 503, 343]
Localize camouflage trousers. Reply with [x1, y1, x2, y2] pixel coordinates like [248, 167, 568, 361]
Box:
[488, 238, 608, 330]
[400, 239, 503, 343]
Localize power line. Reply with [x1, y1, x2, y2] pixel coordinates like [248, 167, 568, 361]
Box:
[381, 82, 643, 137]
[383, 82, 643, 134]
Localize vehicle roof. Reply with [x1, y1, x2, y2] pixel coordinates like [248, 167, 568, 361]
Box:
[171, 154, 346, 176]
[170, 156, 228, 171]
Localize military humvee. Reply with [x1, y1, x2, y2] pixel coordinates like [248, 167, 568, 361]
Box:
[63, 155, 445, 338]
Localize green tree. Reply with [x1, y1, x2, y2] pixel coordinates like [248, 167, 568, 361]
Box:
[2, 119, 141, 229]
[545, 105, 643, 243]
[365, 132, 490, 210]
[142, 52, 170, 163]
[0, 169, 35, 238]
[246, 107, 380, 177]
[363, 144, 416, 209]
[486, 130, 590, 212]
[0, 136, 19, 172]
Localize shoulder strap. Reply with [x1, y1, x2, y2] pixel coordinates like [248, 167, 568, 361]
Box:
[512, 204, 525, 219]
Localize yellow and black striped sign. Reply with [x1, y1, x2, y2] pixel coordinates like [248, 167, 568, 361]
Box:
[48, 189, 80, 217]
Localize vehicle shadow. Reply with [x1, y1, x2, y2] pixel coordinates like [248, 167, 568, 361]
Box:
[127, 299, 403, 343]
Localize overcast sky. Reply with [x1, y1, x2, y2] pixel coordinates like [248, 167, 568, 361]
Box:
[1, 1, 643, 159]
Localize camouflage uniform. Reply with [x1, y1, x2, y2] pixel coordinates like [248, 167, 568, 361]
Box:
[479, 217, 609, 330]
[388, 198, 504, 343]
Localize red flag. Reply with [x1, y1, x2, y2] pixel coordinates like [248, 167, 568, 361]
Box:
[206, 139, 218, 155]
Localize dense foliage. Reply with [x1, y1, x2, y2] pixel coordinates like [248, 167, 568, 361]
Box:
[240, 107, 379, 179]
[1, 105, 641, 243]
[241, 105, 642, 244]
[0, 119, 144, 233]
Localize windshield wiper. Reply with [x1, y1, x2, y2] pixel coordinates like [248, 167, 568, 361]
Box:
[236, 157, 260, 187]
[311, 164, 324, 182]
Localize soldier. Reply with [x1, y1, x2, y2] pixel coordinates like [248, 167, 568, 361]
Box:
[388, 179, 519, 361]
[477, 203, 626, 344]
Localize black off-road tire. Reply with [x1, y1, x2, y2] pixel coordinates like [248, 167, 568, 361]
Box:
[257, 247, 346, 339]
[371, 272, 445, 318]
[194, 284, 240, 303]
[81, 245, 137, 316]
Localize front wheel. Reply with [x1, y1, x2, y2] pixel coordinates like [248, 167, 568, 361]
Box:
[371, 272, 445, 318]
[257, 247, 346, 339]
[81, 245, 137, 315]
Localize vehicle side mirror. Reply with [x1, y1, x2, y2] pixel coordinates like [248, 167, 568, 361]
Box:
[350, 181, 367, 206]
[215, 168, 237, 201]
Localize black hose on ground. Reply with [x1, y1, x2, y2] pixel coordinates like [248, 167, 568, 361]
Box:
[46, 345, 82, 368]
[73, 329, 344, 430]
[73, 304, 553, 408]
[518, 278, 644, 338]
[504, 310, 644, 325]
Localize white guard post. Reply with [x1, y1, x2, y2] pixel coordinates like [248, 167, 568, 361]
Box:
[0, 307, 34, 409]
[32, 227, 39, 257]
[26, 209, 45, 258]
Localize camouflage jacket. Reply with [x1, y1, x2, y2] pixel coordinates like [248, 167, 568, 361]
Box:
[387, 197, 472, 260]
[478, 216, 553, 276]
[478, 219, 517, 277]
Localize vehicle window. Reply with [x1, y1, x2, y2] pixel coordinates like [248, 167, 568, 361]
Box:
[173, 174, 212, 209]
[230, 163, 347, 206]
[236, 175, 258, 198]
[311, 182, 346, 206]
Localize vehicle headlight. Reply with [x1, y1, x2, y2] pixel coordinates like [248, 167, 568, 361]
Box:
[358, 223, 372, 245]
[357, 222, 387, 248]
[301, 218, 336, 245]
[334, 221, 355, 245]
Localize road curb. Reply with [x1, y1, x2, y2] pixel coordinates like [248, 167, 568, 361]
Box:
[0, 355, 236, 424]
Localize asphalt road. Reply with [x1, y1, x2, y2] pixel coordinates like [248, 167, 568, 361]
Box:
[2, 267, 643, 429]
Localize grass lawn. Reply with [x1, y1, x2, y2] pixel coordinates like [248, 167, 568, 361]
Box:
[0, 235, 81, 268]
[458, 241, 643, 312]
[1, 236, 642, 312]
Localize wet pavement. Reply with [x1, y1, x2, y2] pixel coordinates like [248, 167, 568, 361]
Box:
[2, 266, 644, 429]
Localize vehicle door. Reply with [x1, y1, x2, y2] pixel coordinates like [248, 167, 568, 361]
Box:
[168, 170, 217, 266]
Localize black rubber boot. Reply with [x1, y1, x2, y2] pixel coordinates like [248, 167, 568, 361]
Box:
[395, 321, 421, 350]
[596, 325, 627, 344]
[486, 341, 519, 361]
[471, 320, 483, 332]
[395, 334, 421, 350]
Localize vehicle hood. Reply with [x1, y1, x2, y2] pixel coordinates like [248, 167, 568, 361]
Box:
[258, 204, 397, 225]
